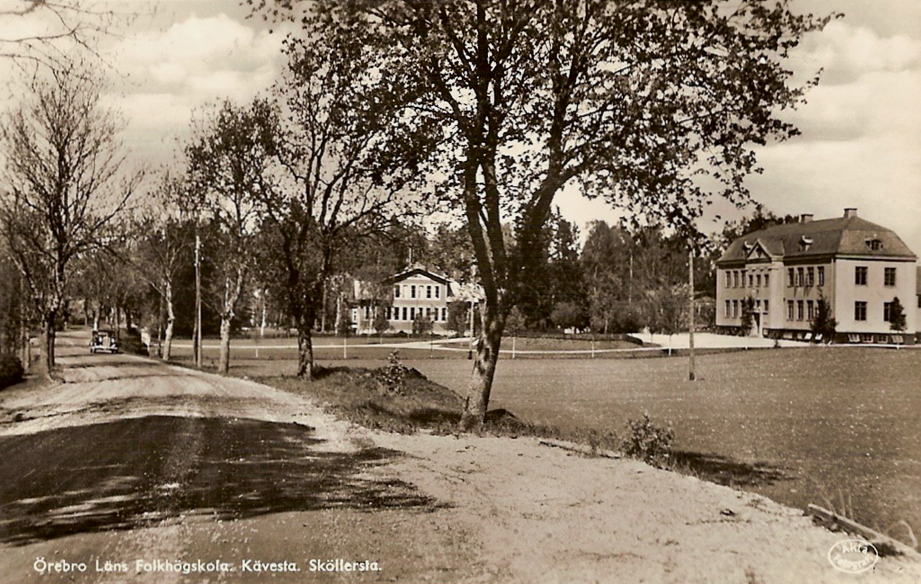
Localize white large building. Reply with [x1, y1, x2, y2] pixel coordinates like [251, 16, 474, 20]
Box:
[715, 208, 918, 344]
[350, 267, 481, 335]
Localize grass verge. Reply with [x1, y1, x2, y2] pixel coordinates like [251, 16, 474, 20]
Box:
[249, 364, 621, 452]
[235, 362, 789, 492]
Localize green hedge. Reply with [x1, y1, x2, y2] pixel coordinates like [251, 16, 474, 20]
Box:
[0, 355, 24, 390]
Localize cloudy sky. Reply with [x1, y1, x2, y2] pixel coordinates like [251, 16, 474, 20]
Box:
[3, 0, 920, 253]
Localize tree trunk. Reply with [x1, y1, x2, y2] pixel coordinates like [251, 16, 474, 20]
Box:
[296, 323, 315, 379]
[38, 310, 56, 380]
[218, 317, 231, 374]
[459, 306, 505, 431]
[162, 284, 175, 361]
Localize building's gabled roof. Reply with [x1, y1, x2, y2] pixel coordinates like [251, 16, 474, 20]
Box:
[386, 266, 451, 286]
[717, 214, 917, 265]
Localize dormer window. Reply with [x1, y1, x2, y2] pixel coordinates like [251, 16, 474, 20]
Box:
[866, 238, 883, 251]
[799, 236, 813, 252]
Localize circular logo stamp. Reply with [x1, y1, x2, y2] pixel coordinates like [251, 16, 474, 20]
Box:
[828, 539, 879, 573]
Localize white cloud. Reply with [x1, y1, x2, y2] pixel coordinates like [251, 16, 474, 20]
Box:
[796, 20, 921, 85]
[96, 11, 289, 168]
[112, 13, 285, 96]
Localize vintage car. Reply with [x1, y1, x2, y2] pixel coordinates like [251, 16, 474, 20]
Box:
[90, 330, 119, 354]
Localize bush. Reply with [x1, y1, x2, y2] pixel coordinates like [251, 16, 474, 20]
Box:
[0, 354, 24, 390]
[621, 413, 675, 467]
[379, 350, 408, 393]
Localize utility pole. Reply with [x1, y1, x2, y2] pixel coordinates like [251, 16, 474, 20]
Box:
[194, 232, 202, 368]
[688, 244, 696, 382]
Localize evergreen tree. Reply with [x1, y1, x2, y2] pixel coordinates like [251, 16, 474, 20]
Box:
[810, 293, 838, 343]
[888, 297, 907, 333]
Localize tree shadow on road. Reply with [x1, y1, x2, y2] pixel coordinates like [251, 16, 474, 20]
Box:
[0, 416, 434, 546]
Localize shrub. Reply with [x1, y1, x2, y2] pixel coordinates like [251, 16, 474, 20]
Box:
[379, 350, 408, 393]
[0, 354, 24, 390]
[621, 413, 675, 467]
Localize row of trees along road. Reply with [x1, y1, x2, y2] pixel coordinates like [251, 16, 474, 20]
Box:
[251, 0, 833, 429]
[0, 64, 143, 377]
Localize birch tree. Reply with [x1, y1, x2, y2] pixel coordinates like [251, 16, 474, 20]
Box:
[185, 99, 277, 374]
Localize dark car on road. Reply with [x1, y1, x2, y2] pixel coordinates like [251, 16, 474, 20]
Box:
[90, 330, 119, 354]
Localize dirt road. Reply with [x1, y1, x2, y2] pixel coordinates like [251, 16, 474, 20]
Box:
[1, 329, 919, 583]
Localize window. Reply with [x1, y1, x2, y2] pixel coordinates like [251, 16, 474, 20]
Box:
[411, 285, 416, 298]
[764, 300, 769, 314]
[764, 274, 770, 287]
[867, 239, 883, 251]
[807, 300, 815, 321]
[748, 274, 753, 287]
[410, 307, 416, 319]
[855, 301, 867, 321]
[818, 267, 825, 286]
[394, 286, 401, 298]
[796, 268, 804, 287]
[742, 270, 747, 287]
[797, 300, 804, 321]
[884, 267, 896, 287]
[725, 300, 731, 318]
[756, 274, 762, 288]
[426, 285, 432, 298]
[787, 268, 794, 287]
[402, 307, 408, 320]
[787, 300, 794, 321]
[734, 271, 740, 288]
[807, 267, 814, 287]
[441, 308, 447, 321]
[884, 302, 893, 322]
[435, 286, 440, 299]
[725, 272, 731, 288]
[855, 266, 867, 286]
[732, 300, 739, 318]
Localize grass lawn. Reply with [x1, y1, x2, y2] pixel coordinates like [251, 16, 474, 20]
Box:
[212, 345, 921, 549]
[408, 347, 921, 548]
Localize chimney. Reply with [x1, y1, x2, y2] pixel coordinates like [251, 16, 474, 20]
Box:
[844, 208, 858, 218]
[800, 214, 813, 223]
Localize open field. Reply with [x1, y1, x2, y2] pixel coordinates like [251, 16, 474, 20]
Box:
[226, 346, 921, 549]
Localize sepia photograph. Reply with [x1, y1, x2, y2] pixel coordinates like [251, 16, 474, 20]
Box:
[0, 0, 919, 582]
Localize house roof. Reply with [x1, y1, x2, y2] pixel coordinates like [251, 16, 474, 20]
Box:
[386, 266, 451, 286]
[717, 215, 917, 265]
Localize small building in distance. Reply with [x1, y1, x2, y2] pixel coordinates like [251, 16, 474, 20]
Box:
[715, 208, 917, 344]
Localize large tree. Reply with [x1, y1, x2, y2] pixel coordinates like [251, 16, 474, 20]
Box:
[131, 175, 195, 361]
[0, 63, 141, 376]
[261, 0, 832, 428]
[185, 99, 277, 374]
[258, 28, 431, 379]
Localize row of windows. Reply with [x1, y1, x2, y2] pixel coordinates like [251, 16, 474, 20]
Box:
[393, 284, 442, 299]
[786, 300, 816, 322]
[724, 270, 770, 289]
[388, 306, 448, 322]
[723, 299, 769, 318]
[854, 266, 897, 287]
[786, 266, 826, 288]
